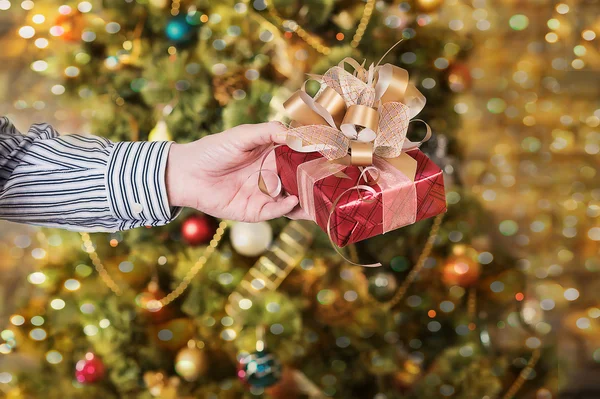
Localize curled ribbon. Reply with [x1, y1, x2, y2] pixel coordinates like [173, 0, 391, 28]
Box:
[259, 43, 432, 266]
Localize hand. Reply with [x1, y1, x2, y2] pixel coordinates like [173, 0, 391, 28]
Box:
[165, 122, 308, 222]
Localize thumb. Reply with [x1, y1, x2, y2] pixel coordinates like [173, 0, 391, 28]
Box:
[258, 195, 299, 221]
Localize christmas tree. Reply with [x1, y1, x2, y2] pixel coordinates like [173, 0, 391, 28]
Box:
[0, 0, 564, 398]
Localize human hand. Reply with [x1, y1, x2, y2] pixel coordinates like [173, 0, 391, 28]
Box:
[165, 122, 309, 222]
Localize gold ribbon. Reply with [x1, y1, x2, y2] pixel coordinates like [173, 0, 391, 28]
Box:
[282, 51, 430, 168]
[350, 141, 373, 166]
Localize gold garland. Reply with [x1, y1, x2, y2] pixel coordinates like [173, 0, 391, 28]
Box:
[80, 221, 228, 310]
[263, 0, 376, 55]
[224, 220, 314, 334]
[502, 349, 541, 399]
[378, 213, 443, 310]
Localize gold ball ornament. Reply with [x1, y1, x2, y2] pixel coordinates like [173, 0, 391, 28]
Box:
[112, 255, 153, 289]
[230, 222, 273, 257]
[175, 340, 209, 381]
[441, 254, 481, 287]
[148, 120, 172, 141]
[151, 318, 195, 351]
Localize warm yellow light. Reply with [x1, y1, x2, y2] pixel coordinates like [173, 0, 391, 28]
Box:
[32, 14, 44, 24]
[571, 59, 585, 69]
[31, 60, 47, 71]
[555, 3, 569, 14]
[545, 32, 558, 43]
[18, 26, 35, 38]
[547, 19, 559, 30]
[582, 30, 596, 41]
[35, 38, 48, 48]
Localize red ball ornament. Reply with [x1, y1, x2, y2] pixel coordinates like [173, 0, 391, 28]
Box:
[75, 353, 105, 384]
[181, 215, 214, 245]
[135, 281, 173, 324]
[441, 255, 481, 287]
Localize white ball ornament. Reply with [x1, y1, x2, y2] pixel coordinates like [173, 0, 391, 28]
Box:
[230, 222, 273, 256]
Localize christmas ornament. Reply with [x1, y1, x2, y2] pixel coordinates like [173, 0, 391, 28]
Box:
[136, 281, 173, 323]
[175, 340, 208, 381]
[148, 119, 172, 141]
[237, 326, 282, 388]
[238, 350, 282, 388]
[185, 7, 204, 26]
[368, 272, 398, 301]
[165, 15, 194, 43]
[75, 352, 105, 384]
[230, 222, 273, 257]
[181, 214, 215, 246]
[151, 318, 196, 351]
[448, 63, 472, 92]
[53, 10, 86, 42]
[114, 253, 153, 288]
[441, 250, 481, 288]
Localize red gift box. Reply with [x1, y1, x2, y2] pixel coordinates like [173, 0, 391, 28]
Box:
[275, 145, 446, 247]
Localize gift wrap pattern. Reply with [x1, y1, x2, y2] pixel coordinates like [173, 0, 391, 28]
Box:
[275, 145, 446, 247]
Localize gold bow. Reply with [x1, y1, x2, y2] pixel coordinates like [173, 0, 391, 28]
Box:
[283, 51, 431, 170]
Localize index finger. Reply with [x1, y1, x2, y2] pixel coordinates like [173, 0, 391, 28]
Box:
[236, 121, 288, 150]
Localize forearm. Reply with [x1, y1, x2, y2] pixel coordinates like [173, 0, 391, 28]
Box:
[0, 117, 180, 231]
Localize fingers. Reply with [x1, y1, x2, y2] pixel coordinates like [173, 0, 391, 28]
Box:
[234, 121, 288, 150]
[257, 195, 299, 221]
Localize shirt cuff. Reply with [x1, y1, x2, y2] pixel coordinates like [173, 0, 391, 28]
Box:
[106, 141, 179, 226]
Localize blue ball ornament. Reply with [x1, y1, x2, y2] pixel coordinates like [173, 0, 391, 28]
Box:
[237, 350, 282, 388]
[165, 15, 193, 43]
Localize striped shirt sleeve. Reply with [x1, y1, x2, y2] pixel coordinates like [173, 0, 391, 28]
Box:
[0, 116, 179, 232]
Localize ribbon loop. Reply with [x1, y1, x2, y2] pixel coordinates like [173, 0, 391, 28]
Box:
[341, 104, 379, 142]
[283, 46, 428, 166]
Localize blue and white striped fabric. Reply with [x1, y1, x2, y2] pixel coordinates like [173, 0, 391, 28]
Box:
[0, 117, 178, 232]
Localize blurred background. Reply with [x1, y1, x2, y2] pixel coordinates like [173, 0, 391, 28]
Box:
[0, 0, 599, 398]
